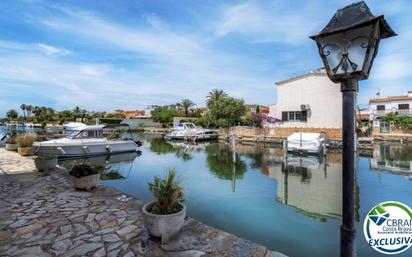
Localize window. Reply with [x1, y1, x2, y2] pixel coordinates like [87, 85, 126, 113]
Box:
[288, 111, 301, 121]
[377, 105, 385, 111]
[398, 104, 409, 110]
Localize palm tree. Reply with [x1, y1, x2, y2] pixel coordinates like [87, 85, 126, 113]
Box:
[20, 104, 26, 118]
[26, 105, 33, 117]
[206, 89, 228, 108]
[180, 99, 194, 117]
[80, 109, 87, 122]
[72, 106, 81, 121]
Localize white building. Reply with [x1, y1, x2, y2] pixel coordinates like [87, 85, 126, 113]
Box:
[269, 68, 342, 139]
[369, 92, 412, 133]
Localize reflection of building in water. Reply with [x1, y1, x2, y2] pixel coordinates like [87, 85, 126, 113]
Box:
[370, 144, 412, 175]
[266, 153, 344, 221]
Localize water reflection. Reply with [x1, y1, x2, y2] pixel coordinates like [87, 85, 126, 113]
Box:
[59, 152, 139, 180]
[370, 143, 412, 177]
[205, 143, 247, 181]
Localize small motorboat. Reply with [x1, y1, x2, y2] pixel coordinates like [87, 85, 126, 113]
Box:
[0, 133, 9, 147]
[165, 122, 218, 141]
[284, 132, 326, 154]
[34, 124, 142, 158]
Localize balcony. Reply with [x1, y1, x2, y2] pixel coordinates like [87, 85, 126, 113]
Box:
[373, 109, 412, 117]
[397, 109, 411, 115]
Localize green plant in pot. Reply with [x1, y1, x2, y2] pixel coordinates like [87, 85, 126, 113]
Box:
[34, 151, 57, 173]
[69, 163, 101, 191]
[142, 169, 186, 244]
[5, 135, 17, 151]
[16, 133, 37, 156]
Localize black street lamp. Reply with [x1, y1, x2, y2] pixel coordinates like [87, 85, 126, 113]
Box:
[310, 2, 396, 257]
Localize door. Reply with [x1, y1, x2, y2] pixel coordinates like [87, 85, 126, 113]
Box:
[380, 121, 389, 133]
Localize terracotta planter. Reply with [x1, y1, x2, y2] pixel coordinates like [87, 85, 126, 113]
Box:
[142, 201, 186, 244]
[72, 173, 100, 191]
[17, 147, 35, 156]
[5, 143, 17, 151]
[34, 157, 57, 172]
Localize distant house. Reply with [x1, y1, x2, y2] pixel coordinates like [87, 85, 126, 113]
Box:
[269, 68, 342, 139]
[245, 104, 269, 114]
[369, 92, 412, 133]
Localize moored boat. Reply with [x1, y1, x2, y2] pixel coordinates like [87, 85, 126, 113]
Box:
[165, 122, 218, 141]
[34, 124, 141, 158]
[284, 132, 326, 154]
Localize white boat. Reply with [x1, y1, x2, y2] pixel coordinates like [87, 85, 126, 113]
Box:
[165, 122, 218, 141]
[0, 133, 9, 147]
[34, 124, 141, 158]
[284, 132, 325, 154]
[63, 122, 87, 134]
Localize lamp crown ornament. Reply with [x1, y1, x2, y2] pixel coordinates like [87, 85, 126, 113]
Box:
[310, 1, 396, 83]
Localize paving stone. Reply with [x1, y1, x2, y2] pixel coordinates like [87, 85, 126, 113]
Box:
[85, 213, 96, 223]
[93, 247, 106, 257]
[62, 242, 104, 257]
[55, 231, 73, 241]
[60, 224, 72, 234]
[16, 222, 42, 234]
[108, 248, 121, 257]
[15, 246, 51, 257]
[107, 241, 123, 251]
[116, 225, 137, 237]
[103, 233, 121, 242]
[123, 251, 135, 257]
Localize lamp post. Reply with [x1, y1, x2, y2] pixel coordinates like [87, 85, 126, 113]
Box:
[310, 2, 396, 257]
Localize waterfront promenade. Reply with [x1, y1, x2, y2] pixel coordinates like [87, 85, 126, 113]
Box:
[0, 149, 284, 257]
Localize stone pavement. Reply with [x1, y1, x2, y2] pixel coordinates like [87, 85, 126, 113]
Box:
[0, 149, 286, 257]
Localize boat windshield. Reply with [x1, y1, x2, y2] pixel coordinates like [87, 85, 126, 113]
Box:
[66, 130, 103, 139]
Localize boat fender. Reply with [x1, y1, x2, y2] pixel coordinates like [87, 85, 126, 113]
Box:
[83, 146, 89, 153]
[57, 147, 66, 154]
[105, 145, 112, 153]
[134, 140, 142, 147]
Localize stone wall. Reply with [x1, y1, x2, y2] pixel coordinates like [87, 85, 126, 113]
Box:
[372, 125, 412, 135]
[220, 126, 342, 140]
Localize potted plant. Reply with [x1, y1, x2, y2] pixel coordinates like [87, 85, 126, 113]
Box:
[142, 169, 186, 244]
[5, 135, 17, 151]
[16, 133, 37, 156]
[34, 152, 57, 172]
[69, 163, 101, 191]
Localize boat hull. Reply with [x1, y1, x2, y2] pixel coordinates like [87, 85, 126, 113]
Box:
[34, 140, 139, 158]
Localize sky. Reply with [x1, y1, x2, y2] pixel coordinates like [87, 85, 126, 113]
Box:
[0, 0, 411, 116]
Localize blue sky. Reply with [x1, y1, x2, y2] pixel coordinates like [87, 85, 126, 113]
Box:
[0, 0, 411, 116]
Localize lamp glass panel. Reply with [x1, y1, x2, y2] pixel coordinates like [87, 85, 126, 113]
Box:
[319, 25, 373, 76]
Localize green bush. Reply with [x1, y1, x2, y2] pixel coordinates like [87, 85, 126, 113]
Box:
[15, 133, 37, 147]
[148, 169, 184, 215]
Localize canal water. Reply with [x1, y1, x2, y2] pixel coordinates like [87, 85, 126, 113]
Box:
[54, 133, 412, 257]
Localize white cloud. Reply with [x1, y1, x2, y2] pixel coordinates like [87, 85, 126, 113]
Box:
[37, 43, 71, 56]
[215, 1, 321, 44]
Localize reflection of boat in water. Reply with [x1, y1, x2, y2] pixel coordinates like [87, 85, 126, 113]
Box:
[166, 140, 211, 151]
[285, 155, 321, 170]
[34, 124, 141, 158]
[284, 132, 325, 154]
[59, 151, 139, 180]
[165, 123, 218, 141]
[266, 154, 344, 221]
